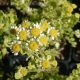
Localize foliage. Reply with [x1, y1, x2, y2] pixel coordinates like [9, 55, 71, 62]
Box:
[0, 0, 80, 80]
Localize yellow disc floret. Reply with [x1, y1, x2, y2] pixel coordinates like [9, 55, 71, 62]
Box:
[20, 67, 28, 76]
[40, 20, 49, 31]
[29, 41, 38, 51]
[22, 21, 30, 29]
[49, 29, 58, 37]
[42, 60, 50, 69]
[19, 30, 28, 41]
[31, 27, 41, 37]
[12, 43, 21, 53]
[15, 67, 27, 79]
[39, 36, 48, 46]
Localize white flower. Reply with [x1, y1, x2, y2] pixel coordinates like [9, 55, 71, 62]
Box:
[47, 27, 59, 40]
[38, 34, 48, 46]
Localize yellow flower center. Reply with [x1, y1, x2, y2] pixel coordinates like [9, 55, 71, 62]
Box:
[22, 21, 30, 29]
[19, 30, 28, 41]
[39, 36, 48, 46]
[20, 67, 28, 76]
[49, 29, 58, 37]
[40, 20, 49, 31]
[29, 41, 38, 51]
[42, 60, 50, 69]
[31, 27, 41, 37]
[12, 43, 21, 53]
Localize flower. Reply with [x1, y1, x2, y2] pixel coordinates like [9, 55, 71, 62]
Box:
[72, 4, 77, 9]
[15, 66, 28, 79]
[12, 43, 21, 53]
[42, 60, 50, 69]
[31, 27, 41, 37]
[29, 41, 39, 51]
[19, 30, 28, 40]
[40, 20, 49, 31]
[10, 29, 17, 35]
[49, 28, 58, 38]
[52, 60, 57, 67]
[15, 71, 22, 79]
[21, 20, 30, 29]
[20, 67, 28, 76]
[10, 25, 19, 35]
[39, 35, 48, 46]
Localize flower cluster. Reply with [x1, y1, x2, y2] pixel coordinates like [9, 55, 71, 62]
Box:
[0, 0, 80, 80]
[10, 20, 60, 54]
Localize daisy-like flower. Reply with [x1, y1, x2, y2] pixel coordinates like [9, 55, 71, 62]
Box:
[16, 25, 29, 41]
[19, 67, 28, 76]
[10, 28, 17, 35]
[38, 34, 48, 46]
[10, 25, 19, 35]
[31, 27, 41, 37]
[48, 27, 59, 40]
[12, 43, 21, 53]
[28, 40, 39, 51]
[19, 30, 28, 41]
[21, 20, 30, 29]
[40, 20, 49, 32]
[42, 60, 50, 69]
[15, 66, 28, 79]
